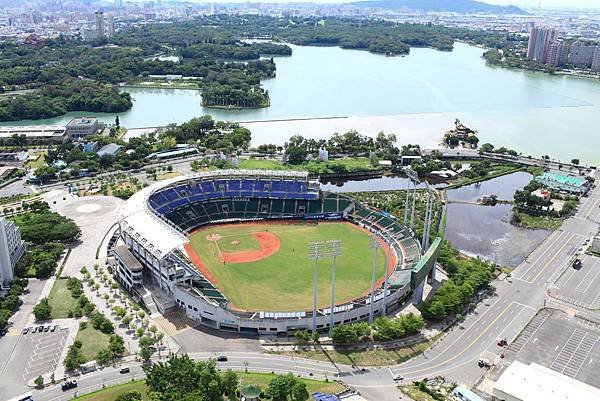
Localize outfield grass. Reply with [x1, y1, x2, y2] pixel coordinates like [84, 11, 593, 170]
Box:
[188, 222, 387, 311]
[73, 373, 344, 400]
[48, 279, 79, 319]
[75, 325, 111, 360]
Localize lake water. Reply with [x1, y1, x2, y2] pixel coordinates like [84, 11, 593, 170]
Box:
[3, 43, 600, 163]
[444, 172, 551, 267]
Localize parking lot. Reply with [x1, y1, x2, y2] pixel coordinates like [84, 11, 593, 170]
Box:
[21, 326, 68, 382]
[490, 309, 600, 388]
[552, 253, 600, 309]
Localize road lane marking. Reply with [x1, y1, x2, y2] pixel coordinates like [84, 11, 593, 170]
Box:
[530, 237, 575, 283]
[398, 302, 517, 376]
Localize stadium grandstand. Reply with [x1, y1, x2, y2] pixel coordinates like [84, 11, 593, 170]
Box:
[116, 170, 439, 334]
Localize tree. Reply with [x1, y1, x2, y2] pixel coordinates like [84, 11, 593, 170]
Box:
[109, 334, 126, 356]
[64, 340, 86, 371]
[144, 355, 223, 401]
[221, 369, 239, 399]
[33, 298, 52, 321]
[123, 315, 133, 326]
[286, 145, 307, 165]
[292, 381, 309, 401]
[571, 158, 580, 165]
[294, 330, 310, 345]
[96, 348, 113, 366]
[115, 115, 120, 129]
[116, 391, 143, 401]
[34, 375, 44, 388]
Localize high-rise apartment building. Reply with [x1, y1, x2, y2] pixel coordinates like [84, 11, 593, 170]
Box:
[569, 40, 596, 68]
[547, 40, 570, 67]
[0, 217, 26, 286]
[592, 47, 600, 72]
[107, 15, 115, 36]
[527, 26, 557, 64]
[94, 11, 105, 38]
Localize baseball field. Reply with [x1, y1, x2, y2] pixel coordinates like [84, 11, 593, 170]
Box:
[185, 221, 392, 312]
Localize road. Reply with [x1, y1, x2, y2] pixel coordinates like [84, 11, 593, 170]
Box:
[22, 172, 600, 401]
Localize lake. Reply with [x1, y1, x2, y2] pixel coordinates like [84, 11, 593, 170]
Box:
[3, 43, 600, 163]
[444, 172, 552, 267]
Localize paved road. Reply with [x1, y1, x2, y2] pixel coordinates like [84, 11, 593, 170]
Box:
[24, 173, 600, 401]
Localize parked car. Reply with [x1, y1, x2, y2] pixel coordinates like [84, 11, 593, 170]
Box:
[120, 367, 130, 374]
[573, 258, 583, 270]
[50, 325, 57, 332]
[216, 356, 228, 362]
[22, 327, 30, 335]
[32, 326, 38, 333]
[43, 326, 50, 332]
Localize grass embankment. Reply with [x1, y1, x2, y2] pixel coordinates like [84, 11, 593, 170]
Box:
[275, 339, 434, 367]
[400, 384, 438, 401]
[446, 164, 523, 188]
[26, 150, 47, 169]
[512, 210, 564, 230]
[239, 157, 381, 175]
[75, 325, 111, 360]
[155, 171, 182, 180]
[48, 279, 79, 319]
[187, 222, 386, 311]
[72, 373, 344, 400]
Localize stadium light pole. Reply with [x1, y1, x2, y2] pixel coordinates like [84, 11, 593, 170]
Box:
[368, 237, 381, 323]
[403, 179, 410, 225]
[421, 196, 431, 250]
[381, 238, 391, 317]
[328, 240, 342, 337]
[308, 241, 336, 335]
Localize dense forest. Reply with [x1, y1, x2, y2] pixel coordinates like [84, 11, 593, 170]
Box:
[0, 15, 509, 121]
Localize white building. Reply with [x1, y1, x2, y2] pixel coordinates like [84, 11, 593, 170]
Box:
[0, 217, 26, 287]
[492, 361, 600, 401]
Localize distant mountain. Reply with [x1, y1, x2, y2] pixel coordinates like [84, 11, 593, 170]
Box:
[349, 0, 527, 14]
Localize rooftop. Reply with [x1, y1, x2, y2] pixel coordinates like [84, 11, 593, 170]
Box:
[113, 245, 143, 272]
[537, 172, 587, 187]
[66, 117, 98, 127]
[493, 361, 600, 401]
[0, 125, 66, 138]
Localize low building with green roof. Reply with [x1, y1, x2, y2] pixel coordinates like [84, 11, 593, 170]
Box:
[535, 172, 590, 195]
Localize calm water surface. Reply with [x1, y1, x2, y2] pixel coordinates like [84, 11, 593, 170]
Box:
[3, 43, 600, 162]
[444, 172, 551, 267]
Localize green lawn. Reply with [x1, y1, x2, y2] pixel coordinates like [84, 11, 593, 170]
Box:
[275, 339, 433, 366]
[513, 210, 564, 230]
[75, 325, 111, 360]
[73, 373, 344, 400]
[239, 158, 291, 171]
[26, 150, 47, 169]
[187, 222, 387, 311]
[48, 279, 79, 319]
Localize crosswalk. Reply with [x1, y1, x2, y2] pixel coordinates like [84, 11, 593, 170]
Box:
[509, 309, 552, 354]
[550, 329, 600, 378]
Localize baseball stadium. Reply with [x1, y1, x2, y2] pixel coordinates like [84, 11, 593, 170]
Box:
[115, 170, 441, 334]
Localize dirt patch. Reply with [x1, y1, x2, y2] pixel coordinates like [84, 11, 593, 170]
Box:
[218, 231, 280, 264]
[230, 240, 240, 246]
[206, 233, 222, 241]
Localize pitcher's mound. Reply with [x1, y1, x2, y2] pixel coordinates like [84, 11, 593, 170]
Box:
[206, 233, 222, 241]
[230, 240, 240, 246]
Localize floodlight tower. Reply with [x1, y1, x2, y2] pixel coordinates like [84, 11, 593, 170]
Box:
[368, 237, 382, 323]
[381, 238, 392, 317]
[328, 240, 342, 337]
